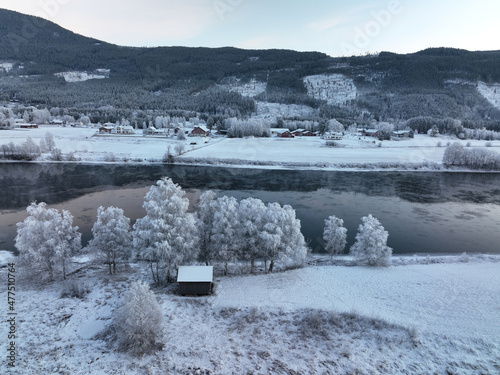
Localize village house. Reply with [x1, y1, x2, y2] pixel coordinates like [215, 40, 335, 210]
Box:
[323, 132, 343, 140]
[99, 125, 115, 134]
[114, 125, 135, 134]
[276, 129, 294, 138]
[17, 123, 38, 129]
[292, 128, 306, 137]
[363, 129, 379, 138]
[190, 125, 210, 137]
[392, 130, 413, 139]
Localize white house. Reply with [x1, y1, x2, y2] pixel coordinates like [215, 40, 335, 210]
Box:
[323, 132, 343, 140]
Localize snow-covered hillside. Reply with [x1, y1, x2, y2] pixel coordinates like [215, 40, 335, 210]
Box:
[303, 74, 357, 106]
[255, 101, 319, 119]
[0, 62, 14, 72]
[54, 69, 110, 83]
[219, 78, 266, 97]
[477, 81, 500, 110]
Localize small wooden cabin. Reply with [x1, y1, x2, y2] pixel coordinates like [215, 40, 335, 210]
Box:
[177, 266, 213, 295]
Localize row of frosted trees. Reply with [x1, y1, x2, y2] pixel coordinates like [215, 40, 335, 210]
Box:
[16, 177, 308, 284]
[133, 178, 308, 284]
[16, 177, 393, 284]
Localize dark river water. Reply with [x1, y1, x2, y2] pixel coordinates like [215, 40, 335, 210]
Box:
[1, 163, 500, 255]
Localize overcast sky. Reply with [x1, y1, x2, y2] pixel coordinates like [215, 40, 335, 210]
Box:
[2, 0, 499, 56]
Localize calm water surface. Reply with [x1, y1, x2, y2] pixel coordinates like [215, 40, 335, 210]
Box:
[1, 163, 500, 255]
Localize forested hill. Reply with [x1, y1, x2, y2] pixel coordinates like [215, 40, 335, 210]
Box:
[1, 8, 500, 125]
[0, 8, 329, 80]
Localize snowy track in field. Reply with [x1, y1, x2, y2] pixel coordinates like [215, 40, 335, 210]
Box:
[214, 262, 500, 340]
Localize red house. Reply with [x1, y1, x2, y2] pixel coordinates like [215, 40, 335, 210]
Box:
[190, 126, 210, 137]
[277, 129, 294, 138]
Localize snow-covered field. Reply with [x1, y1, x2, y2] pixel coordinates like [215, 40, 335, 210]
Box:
[1, 125, 499, 170]
[1, 256, 499, 374]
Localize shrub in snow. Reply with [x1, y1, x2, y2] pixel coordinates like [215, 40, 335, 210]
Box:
[133, 177, 199, 284]
[16, 202, 81, 281]
[114, 280, 164, 355]
[60, 279, 90, 299]
[88, 206, 132, 274]
[350, 214, 392, 267]
[50, 148, 63, 161]
[443, 142, 500, 169]
[323, 215, 347, 256]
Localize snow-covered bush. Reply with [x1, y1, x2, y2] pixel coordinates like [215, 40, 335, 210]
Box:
[88, 206, 132, 274]
[442, 142, 465, 166]
[443, 142, 500, 169]
[323, 215, 347, 256]
[60, 279, 90, 299]
[15, 202, 81, 281]
[350, 214, 392, 267]
[113, 280, 164, 355]
[133, 177, 199, 284]
[50, 148, 63, 161]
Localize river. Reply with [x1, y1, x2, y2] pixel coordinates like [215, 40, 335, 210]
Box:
[1, 163, 500, 255]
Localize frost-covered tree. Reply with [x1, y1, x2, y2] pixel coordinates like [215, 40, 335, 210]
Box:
[133, 177, 198, 284]
[323, 215, 347, 256]
[260, 203, 308, 272]
[21, 137, 41, 159]
[89, 206, 132, 274]
[44, 132, 56, 151]
[327, 119, 344, 132]
[350, 214, 392, 267]
[197, 190, 218, 265]
[238, 197, 267, 273]
[113, 280, 163, 355]
[443, 142, 465, 166]
[15, 202, 81, 281]
[212, 196, 240, 275]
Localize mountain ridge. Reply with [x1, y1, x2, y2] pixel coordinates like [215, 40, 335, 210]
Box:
[1, 8, 500, 127]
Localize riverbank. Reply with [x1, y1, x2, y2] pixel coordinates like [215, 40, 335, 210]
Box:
[0, 257, 498, 374]
[2, 125, 500, 171]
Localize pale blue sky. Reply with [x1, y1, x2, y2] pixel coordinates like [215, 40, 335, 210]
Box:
[2, 0, 499, 56]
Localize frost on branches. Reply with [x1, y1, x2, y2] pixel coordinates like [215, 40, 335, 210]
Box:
[238, 197, 267, 273]
[196, 190, 218, 266]
[350, 214, 392, 267]
[113, 280, 164, 356]
[88, 206, 132, 274]
[323, 215, 347, 256]
[260, 202, 308, 273]
[133, 177, 198, 285]
[15, 202, 81, 281]
[211, 195, 240, 275]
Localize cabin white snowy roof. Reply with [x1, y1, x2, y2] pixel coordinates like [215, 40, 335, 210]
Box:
[177, 266, 213, 283]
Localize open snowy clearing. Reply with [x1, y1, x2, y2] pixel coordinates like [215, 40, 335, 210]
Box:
[2, 125, 499, 170]
[1, 258, 499, 374]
